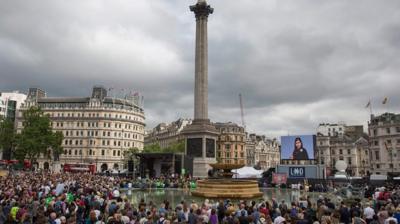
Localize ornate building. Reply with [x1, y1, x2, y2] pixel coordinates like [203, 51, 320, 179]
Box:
[316, 124, 369, 176]
[16, 86, 145, 172]
[246, 134, 280, 170]
[144, 118, 192, 149]
[369, 113, 400, 175]
[215, 122, 246, 165]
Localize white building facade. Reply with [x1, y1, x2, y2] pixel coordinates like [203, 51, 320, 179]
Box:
[246, 134, 280, 170]
[368, 113, 400, 175]
[0, 91, 27, 119]
[16, 86, 145, 172]
[316, 124, 369, 177]
[144, 118, 192, 149]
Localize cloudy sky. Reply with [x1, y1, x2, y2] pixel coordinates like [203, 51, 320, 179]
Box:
[1, 0, 399, 138]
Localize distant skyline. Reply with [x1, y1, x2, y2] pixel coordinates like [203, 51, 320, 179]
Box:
[1, 0, 399, 138]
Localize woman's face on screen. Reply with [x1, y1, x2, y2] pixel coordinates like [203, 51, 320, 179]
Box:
[295, 140, 302, 149]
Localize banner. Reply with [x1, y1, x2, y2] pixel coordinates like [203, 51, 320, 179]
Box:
[272, 173, 287, 184]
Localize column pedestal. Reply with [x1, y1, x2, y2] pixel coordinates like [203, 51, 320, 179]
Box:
[182, 119, 218, 178]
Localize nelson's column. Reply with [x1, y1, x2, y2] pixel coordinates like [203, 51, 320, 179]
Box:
[182, 0, 219, 178]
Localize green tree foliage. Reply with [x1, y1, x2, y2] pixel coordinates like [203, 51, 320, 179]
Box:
[142, 143, 162, 153]
[0, 118, 16, 158]
[124, 147, 140, 158]
[165, 140, 185, 153]
[15, 106, 63, 163]
[51, 131, 64, 161]
[142, 140, 185, 153]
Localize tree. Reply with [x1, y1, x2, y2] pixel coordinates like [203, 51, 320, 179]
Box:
[142, 141, 185, 153]
[51, 131, 64, 161]
[124, 147, 140, 159]
[164, 140, 185, 153]
[0, 118, 16, 160]
[142, 143, 162, 153]
[15, 106, 63, 164]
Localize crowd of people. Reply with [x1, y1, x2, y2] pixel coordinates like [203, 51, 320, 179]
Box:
[1, 171, 400, 224]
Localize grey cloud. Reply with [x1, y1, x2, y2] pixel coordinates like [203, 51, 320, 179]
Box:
[0, 0, 399, 138]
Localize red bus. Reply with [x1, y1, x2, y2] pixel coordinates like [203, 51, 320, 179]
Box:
[0, 160, 32, 170]
[63, 163, 96, 174]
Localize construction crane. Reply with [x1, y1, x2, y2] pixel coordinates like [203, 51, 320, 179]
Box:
[239, 93, 246, 130]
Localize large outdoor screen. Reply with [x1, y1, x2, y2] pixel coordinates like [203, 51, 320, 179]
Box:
[280, 135, 315, 160]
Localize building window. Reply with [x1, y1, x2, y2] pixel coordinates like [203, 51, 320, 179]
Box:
[396, 127, 400, 133]
[101, 150, 105, 156]
[347, 149, 351, 155]
[348, 157, 352, 165]
[376, 164, 380, 169]
[373, 129, 377, 136]
[113, 150, 116, 156]
[375, 151, 380, 160]
[339, 149, 343, 155]
[387, 128, 391, 134]
[387, 140, 392, 145]
[225, 144, 231, 150]
[390, 164, 394, 169]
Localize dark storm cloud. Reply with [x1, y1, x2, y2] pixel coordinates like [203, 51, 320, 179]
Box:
[1, 0, 399, 138]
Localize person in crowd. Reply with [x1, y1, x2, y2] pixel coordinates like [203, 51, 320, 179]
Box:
[3, 170, 400, 224]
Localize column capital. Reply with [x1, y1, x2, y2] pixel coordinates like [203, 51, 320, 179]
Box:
[190, 2, 213, 19]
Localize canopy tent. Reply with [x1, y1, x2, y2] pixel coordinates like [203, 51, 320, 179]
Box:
[232, 166, 263, 178]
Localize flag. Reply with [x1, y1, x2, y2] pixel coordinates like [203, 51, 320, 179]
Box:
[365, 100, 371, 108]
[382, 97, 388, 104]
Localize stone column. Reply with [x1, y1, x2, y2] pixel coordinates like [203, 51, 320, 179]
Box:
[182, 0, 218, 178]
[190, 0, 213, 121]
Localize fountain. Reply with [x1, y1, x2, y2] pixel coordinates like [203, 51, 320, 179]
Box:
[191, 163, 263, 198]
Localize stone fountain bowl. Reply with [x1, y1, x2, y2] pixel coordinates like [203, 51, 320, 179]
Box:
[210, 163, 244, 170]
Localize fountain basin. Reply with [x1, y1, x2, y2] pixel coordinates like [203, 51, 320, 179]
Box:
[191, 179, 263, 199]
